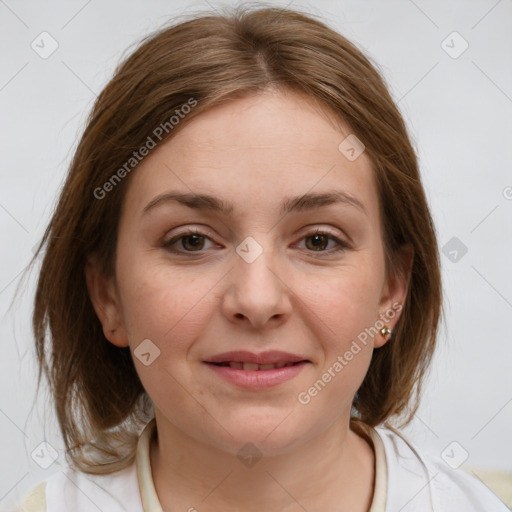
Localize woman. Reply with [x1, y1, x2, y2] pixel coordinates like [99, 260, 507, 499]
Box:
[18, 5, 508, 511]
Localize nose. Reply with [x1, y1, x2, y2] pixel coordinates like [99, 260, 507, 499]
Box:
[221, 244, 293, 330]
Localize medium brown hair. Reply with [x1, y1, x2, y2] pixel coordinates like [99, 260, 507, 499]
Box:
[32, 4, 442, 473]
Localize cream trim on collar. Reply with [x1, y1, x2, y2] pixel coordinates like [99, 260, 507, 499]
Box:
[136, 418, 163, 512]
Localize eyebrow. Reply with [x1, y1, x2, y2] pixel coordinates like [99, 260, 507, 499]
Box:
[142, 190, 367, 217]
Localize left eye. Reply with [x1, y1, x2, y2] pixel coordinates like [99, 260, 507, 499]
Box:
[296, 231, 348, 253]
[162, 229, 348, 255]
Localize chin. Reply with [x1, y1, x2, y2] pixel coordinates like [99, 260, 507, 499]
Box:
[207, 413, 313, 457]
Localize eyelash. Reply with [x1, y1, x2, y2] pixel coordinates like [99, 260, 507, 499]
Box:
[162, 228, 349, 257]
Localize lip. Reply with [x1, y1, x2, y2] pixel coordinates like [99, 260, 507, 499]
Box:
[204, 360, 309, 389]
[204, 350, 309, 365]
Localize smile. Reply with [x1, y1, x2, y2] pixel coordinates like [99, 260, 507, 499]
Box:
[211, 361, 301, 370]
[204, 360, 309, 388]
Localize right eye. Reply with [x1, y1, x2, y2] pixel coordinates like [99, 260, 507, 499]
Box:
[162, 229, 217, 253]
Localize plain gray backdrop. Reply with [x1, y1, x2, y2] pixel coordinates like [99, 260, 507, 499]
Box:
[1, 0, 511, 506]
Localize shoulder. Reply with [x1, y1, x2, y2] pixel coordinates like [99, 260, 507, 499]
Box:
[15, 482, 47, 512]
[374, 425, 510, 512]
[17, 462, 143, 512]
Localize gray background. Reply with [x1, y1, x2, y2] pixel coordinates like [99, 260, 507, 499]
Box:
[1, 0, 511, 506]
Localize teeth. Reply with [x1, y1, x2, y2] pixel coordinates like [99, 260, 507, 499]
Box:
[242, 362, 260, 371]
[222, 361, 300, 370]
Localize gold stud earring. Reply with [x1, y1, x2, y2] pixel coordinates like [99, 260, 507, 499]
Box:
[380, 326, 392, 340]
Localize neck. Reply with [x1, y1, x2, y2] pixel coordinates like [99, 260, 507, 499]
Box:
[150, 412, 375, 512]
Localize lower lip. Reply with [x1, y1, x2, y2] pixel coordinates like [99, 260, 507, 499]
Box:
[204, 362, 308, 389]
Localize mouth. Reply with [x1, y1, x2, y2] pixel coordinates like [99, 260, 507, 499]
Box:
[204, 350, 310, 368]
[203, 351, 310, 388]
[207, 361, 305, 371]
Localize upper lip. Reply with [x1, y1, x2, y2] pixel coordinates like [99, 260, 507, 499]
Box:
[204, 350, 309, 365]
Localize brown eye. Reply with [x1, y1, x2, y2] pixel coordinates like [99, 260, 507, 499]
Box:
[305, 233, 330, 251]
[181, 234, 205, 251]
[162, 229, 215, 253]
[297, 229, 349, 256]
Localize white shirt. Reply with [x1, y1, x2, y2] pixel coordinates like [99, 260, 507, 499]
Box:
[15, 419, 509, 512]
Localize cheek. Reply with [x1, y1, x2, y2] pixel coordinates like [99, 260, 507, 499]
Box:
[116, 262, 217, 404]
[298, 262, 384, 349]
[295, 269, 379, 407]
[116, 256, 217, 351]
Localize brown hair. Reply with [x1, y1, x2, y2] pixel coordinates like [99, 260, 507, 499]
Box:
[32, 4, 442, 473]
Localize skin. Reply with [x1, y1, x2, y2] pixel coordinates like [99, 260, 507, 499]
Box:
[87, 89, 412, 512]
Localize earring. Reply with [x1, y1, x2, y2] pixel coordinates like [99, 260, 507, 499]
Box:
[380, 326, 392, 340]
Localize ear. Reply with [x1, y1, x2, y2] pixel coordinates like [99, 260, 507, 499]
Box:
[375, 243, 414, 348]
[85, 256, 129, 348]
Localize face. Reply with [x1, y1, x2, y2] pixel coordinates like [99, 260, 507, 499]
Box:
[87, 90, 409, 456]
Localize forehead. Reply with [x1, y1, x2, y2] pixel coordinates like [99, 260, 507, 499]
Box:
[123, 90, 380, 222]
